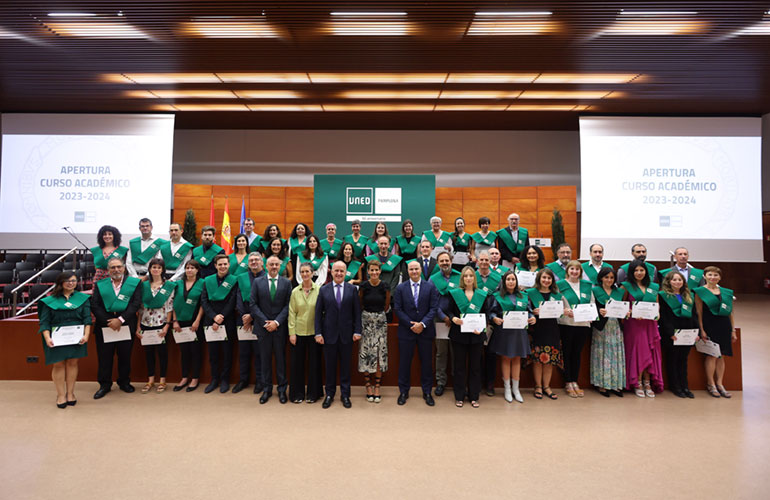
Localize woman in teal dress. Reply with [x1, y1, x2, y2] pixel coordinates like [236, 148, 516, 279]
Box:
[90, 225, 128, 282]
[38, 271, 92, 408]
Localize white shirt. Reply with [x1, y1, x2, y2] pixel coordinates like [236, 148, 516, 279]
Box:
[166, 237, 192, 281]
[126, 236, 159, 277]
[246, 232, 258, 245]
[582, 261, 604, 281]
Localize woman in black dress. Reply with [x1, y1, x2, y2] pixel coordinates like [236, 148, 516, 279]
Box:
[171, 260, 205, 392]
[658, 270, 699, 398]
[527, 268, 563, 400]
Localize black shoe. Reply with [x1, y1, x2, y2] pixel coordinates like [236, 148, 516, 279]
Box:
[610, 389, 624, 397]
[67, 399, 77, 406]
[341, 396, 352, 408]
[232, 381, 247, 394]
[93, 387, 110, 399]
[253, 384, 263, 395]
[397, 393, 408, 405]
[186, 384, 199, 393]
[118, 384, 135, 393]
[204, 380, 220, 394]
[597, 388, 611, 398]
[259, 392, 271, 404]
[486, 388, 495, 397]
[322, 395, 333, 408]
[434, 385, 445, 396]
[278, 392, 288, 404]
[219, 380, 230, 393]
[423, 393, 435, 406]
[57, 401, 68, 409]
[673, 390, 687, 398]
[173, 381, 189, 392]
[684, 389, 695, 399]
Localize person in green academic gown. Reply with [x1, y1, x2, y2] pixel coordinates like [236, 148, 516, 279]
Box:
[192, 225, 224, 279]
[228, 233, 250, 276]
[160, 223, 193, 281]
[321, 223, 343, 263]
[288, 223, 311, 260]
[496, 213, 528, 268]
[366, 222, 393, 256]
[616, 243, 659, 284]
[517, 244, 545, 273]
[545, 243, 572, 281]
[126, 218, 164, 278]
[659, 247, 705, 290]
[38, 271, 92, 408]
[91, 225, 128, 282]
[451, 217, 473, 272]
[265, 236, 294, 282]
[365, 235, 404, 299]
[136, 258, 175, 394]
[421, 216, 454, 259]
[338, 242, 363, 285]
[581, 243, 612, 285]
[261, 224, 286, 255]
[243, 218, 263, 254]
[430, 251, 461, 396]
[395, 219, 421, 261]
[343, 219, 369, 260]
[471, 216, 496, 263]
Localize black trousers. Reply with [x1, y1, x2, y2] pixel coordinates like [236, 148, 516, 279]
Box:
[452, 341, 483, 401]
[290, 335, 323, 401]
[207, 322, 236, 382]
[398, 336, 434, 395]
[259, 331, 287, 394]
[560, 325, 590, 383]
[141, 325, 168, 378]
[482, 336, 498, 390]
[661, 336, 692, 392]
[323, 341, 353, 398]
[238, 339, 263, 387]
[178, 321, 202, 379]
[95, 328, 133, 388]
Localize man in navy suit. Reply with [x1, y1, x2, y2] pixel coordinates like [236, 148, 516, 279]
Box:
[393, 260, 439, 406]
[250, 255, 292, 404]
[315, 260, 362, 409]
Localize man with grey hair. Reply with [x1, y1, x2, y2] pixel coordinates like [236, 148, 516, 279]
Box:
[233, 252, 266, 394]
[659, 246, 704, 289]
[496, 213, 528, 268]
[421, 216, 453, 259]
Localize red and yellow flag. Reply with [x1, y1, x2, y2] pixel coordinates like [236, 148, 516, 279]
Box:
[221, 197, 232, 254]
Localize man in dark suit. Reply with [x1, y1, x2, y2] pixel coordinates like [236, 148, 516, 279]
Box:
[91, 257, 143, 399]
[250, 255, 292, 404]
[233, 252, 266, 394]
[415, 240, 438, 280]
[315, 260, 362, 409]
[200, 254, 238, 394]
[393, 260, 440, 406]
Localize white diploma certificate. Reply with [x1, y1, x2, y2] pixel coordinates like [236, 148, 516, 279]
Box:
[140, 329, 164, 346]
[460, 313, 487, 333]
[516, 270, 536, 288]
[673, 329, 700, 346]
[538, 300, 564, 319]
[502, 311, 528, 329]
[434, 321, 450, 340]
[204, 326, 228, 342]
[237, 326, 258, 341]
[452, 252, 470, 265]
[605, 300, 630, 319]
[173, 327, 197, 344]
[695, 338, 721, 357]
[632, 301, 660, 320]
[572, 303, 598, 323]
[51, 325, 84, 346]
[102, 325, 131, 343]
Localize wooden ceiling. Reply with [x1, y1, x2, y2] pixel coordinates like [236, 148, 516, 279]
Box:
[1, 1, 769, 130]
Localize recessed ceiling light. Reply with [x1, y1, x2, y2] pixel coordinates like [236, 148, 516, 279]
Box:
[217, 73, 310, 83]
[112, 73, 221, 84]
[44, 21, 150, 39]
[446, 73, 538, 83]
[602, 20, 706, 35]
[172, 104, 250, 111]
[506, 104, 591, 111]
[179, 17, 284, 38]
[440, 90, 521, 99]
[309, 73, 446, 83]
[247, 104, 323, 111]
[125, 90, 237, 99]
[330, 12, 407, 16]
[48, 12, 97, 17]
[320, 21, 418, 36]
[338, 90, 440, 99]
[534, 73, 641, 84]
[619, 10, 698, 16]
[232, 90, 303, 99]
[323, 103, 434, 111]
[466, 20, 559, 35]
[435, 104, 508, 111]
[475, 11, 552, 16]
[519, 90, 618, 99]
[734, 21, 770, 35]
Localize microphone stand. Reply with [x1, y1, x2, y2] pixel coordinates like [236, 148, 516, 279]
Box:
[62, 227, 92, 280]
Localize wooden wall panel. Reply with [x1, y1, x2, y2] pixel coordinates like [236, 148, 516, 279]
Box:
[500, 186, 538, 199]
[462, 187, 499, 200]
[174, 184, 211, 197]
[435, 187, 461, 200]
[436, 199, 463, 212]
[499, 198, 537, 213]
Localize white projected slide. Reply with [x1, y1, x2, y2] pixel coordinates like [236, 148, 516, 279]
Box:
[0, 114, 174, 250]
[580, 117, 763, 262]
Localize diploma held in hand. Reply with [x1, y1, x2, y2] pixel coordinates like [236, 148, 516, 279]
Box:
[452, 252, 469, 265]
[695, 338, 721, 357]
[673, 328, 699, 346]
[572, 303, 598, 322]
[140, 330, 164, 346]
[631, 301, 659, 320]
[516, 271, 536, 288]
[605, 299, 630, 319]
[460, 313, 487, 333]
[51, 325, 84, 346]
[237, 326, 258, 341]
[173, 327, 197, 344]
[502, 311, 528, 329]
[204, 326, 228, 342]
[102, 325, 131, 343]
[538, 301, 564, 319]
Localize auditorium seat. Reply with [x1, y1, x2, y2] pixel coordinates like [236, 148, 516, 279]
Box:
[0, 262, 14, 272]
[27, 284, 51, 304]
[0, 270, 13, 286]
[24, 254, 44, 267]
[39, 270, 60, 285]
[16, 269, 38, 285]
[44, 261, 65, 272]
[82, 252, 94, 263]
[2, 253, 24, 264]
[15, 261, 37, 273]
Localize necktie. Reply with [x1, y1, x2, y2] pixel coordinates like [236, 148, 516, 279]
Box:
[335, 284, 342, 307]
[423, 258, 429, 277]
[413, 282, 419, 308]
[270, 278, 276, 300]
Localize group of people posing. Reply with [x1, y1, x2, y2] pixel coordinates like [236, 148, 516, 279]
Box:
[37, 213, 737, 409]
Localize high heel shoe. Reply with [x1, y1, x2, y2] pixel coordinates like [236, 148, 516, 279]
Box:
[716, 385, 732, 399]
[643, 380, 655, 398]
[56, 401, 67, 409]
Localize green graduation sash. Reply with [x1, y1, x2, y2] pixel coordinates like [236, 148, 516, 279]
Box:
[430, 269, 462, 295]
[343, 234, 369, 258]
[366, 237, 395, 255]
[228, 253, 249, 276]
[471, 231, 497, 246]
[658, 291, 694, 318]
[259, 238, 286, 253]
[96, 276, 141, 313]
[422, 230, 451, 249]
[396, 235, 420, 255]
[40, 291, 90, 311]
[591, 286, 625, 306]
[557, 279, 594, 307]
[660, 266, 704, 290]
[299, 253, 325, 271]
[492, 265, 511, 277]
[129, 237, 164, 266]
[320, 238, 342, 259]
[449, 288, 488, 315]
[475, 270, 502, 294]
[159, 240, 193, 271]
[343, 260, 362, 281]
[192, 244, 223, 266]
[236, 273, 253, 303]
[622, 281, 659, 303]
[493, 292, 528, 312]
[526, 288, 562, 309]
[248, 235, 263, 254]
[173, 279, 203, 322]
[142, 280, 176, 309]
[620, 261, 657, 281]
[366, 254, 403, 273]
[289, 237, 306, 255]
[694, 286, 734, 316]
[515, 262, 543, 273]
[90, 246, 128, 270]
[204, 274, 238, 302]
[581, 261, 612, 284]
[496, 227, 528, 254]
[546, 261, 567, 280]
[278, 257, 290, 276]
[453, 233, 470, 250]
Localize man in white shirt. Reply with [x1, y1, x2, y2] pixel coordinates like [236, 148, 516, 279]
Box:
[126, 218, 162, 278]
[581, 243, 612, 284]
[161, 223, 193, 281]
[243, 218, 259, 245]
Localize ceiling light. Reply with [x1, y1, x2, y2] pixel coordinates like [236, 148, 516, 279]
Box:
[467, 20, 559, 35]
[619, 11, 698, 16]
[446, 73, 538, 83]
[330, 12, 407, 16]
[435, 104, 508, 111]
[217, 73, 310, 83]
[47, 12, 97, 17]
[338, 90, 440, 99]
[110, 73, 221, 84]
[323, 104, 434, 111]
[440, 90, 521, 99]
[232, 90, 302, 99]
[320, 21, 418, 36]
[475, 11, 552, 16]
[602, 20, 706, 35]
[534, 73, 641, 84]
[309, 73, 447, 83]
[44, 21, 150, 39]
[180, 18, 283, 38]
[518, 90, 618, 99]
[506, 104, 591, 111]
[247, 104, 323, 111]
[171, 104, 250, 111]
[734, 21, 770, 35]
[125, 90, 237, 99]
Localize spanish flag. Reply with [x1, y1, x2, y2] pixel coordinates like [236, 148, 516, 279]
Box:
[221, 196, 232, 255]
